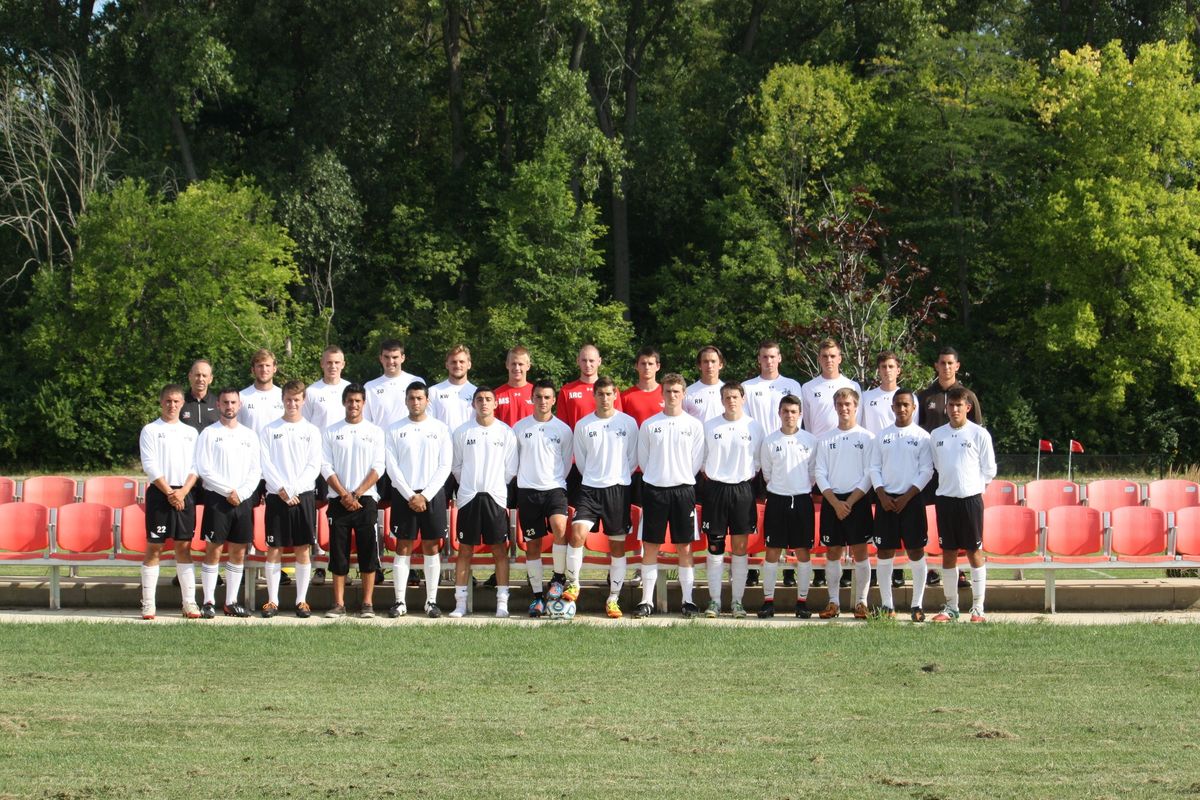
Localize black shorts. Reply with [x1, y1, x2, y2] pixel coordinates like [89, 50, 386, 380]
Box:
[200, 490, 255, 545]
[326, 497, 380, 575]
[390, 487, 450, 542]
[763, 492, 815, 550]
[145, 485, 195, 545]
[872, 493, 928, 551]
[639, 484, 698, 545]
[314, 475, 329, 507]
[506, 478, 518, 510]
[572, 484, 631, 537]
[457, 495, 509, 546]
[819, 492, 873, 547]
[252, 479, 267, 506]
[934, 494, 984, 552]
[566, 464, 583, 507]
[701, 480, 757, 539]
[375, 474, 392, 508]
[517, 487, 568, 541]
[265, 491, 317, 548]
[630, 471, 645, 508]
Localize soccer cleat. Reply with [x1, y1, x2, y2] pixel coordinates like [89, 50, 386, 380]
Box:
[839, 572, 852, 588]
[969, 608, 987, 624]
[705, 600, 720, 619]
[605, 599, 623, 619]
[731, 600, 747, 619]
[811, 571, 827, 587]
[312, 568, 327, 585]
[223, 603, 250, 618]
[910, 606, 925, 623]
[782, 569, 796, 587]
[877, 606, 897, 620]
[926, 571, 942, 587]
[891, 573, 905, 588]
[547, 577, 566, 601]
[633, 602, 653, 619]
[958, 573, 970, 588]
[182, 601, 202, 619]
[408, 571, 421, 586]
[853, 602, 869, 619]
[757, 599, 775, 618]
[681, 601, 699, 619]
[388, 602, 407, 618]
[795, 598, 811, 619]
[360, 603, 375, 619]
[562, 582, 580, 602]
[448, 606, 467, 618]
[141, 600, 156, 620]
[483, 572, 498, 588]
[295, 601, 312, 619]
[818, 602, 841, 619]
[260, 602, 278, 619]
[528, 594, 546, 618]
[931, 607, 960, 623]
[280, 571, 292, 586]
[325, 604, 347, 619]
[425, 601, 441, 618]
[199, 601, 216, 619]
[745, 569, 760, 587]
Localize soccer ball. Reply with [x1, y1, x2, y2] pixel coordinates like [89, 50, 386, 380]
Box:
[547, 598, 576, 620]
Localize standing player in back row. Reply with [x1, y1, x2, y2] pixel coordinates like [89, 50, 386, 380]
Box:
[238, 349, 285, 435]
[743, 340, 802, 435]
[558, 345, 623, 506]
[495, 345, 535, 546]
[429, 345, 477, 435]
[802, 339, 861, 438]
[684, 345, 727, 424]
[620, 346, 664, 507]
[303, 346, 352, 433]
[929, 387, 996, 623]
[859, 350, 911, 591]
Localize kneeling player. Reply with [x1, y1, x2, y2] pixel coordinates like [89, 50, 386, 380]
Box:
[814, 388, 875, 619]
[868, 388, 933, 620]
[758, 395, 817, 618]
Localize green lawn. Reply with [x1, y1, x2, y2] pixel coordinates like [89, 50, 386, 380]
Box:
[1, 623, 1197, 799]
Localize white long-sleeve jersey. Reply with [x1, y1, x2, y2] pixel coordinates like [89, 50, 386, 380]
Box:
[638, 411, 704, 488]
[683, 380, 724, 423]
[743, 375, 803, 435]
[139, 418, 198, 486]
[452, 419, 518, 508]
[429, 379, 477, 434]
[238, 385, 285, 434]
[859, 386, 903, 434]
[573, 411, 639, 488]
[702, 414, 764, 484]
[869, 423, 933, 495]
[930, 421, 997, 498]
[385, 416, 453, 501]
[760, 428, 818, 496]
[801, 375, 862, 437]
[513, 415, 573, 491]
[260, 417, 323, 498]
[815, 425, 875, 495]
[302, 378, 351, 431]
[321, 419, 386, 500]
[364, 371, 424, 430]
[195, 422, 261, 500]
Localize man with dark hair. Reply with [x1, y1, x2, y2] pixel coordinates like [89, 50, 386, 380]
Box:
[684, 345, 726, 423]
[744, 340, 803, 436]
[621, 347, 664, 508]
[364, 339, 424, 431]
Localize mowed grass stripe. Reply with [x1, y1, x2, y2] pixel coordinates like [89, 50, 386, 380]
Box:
[0, 623, 1197, 799]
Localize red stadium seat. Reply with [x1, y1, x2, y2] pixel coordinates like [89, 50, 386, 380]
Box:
[1044, 505, 1106, 564]
[82, 476, 140, 509]
[982, 505, 1042, 565]
[1022, 479, 1079, 513]
[582, 505, 643, 566]
[0, 477, 15, 505]
[1084, 479, 1141, 512]
[1173, 506, 1200, 562]
[49, 502, 116, 608]
[0, 502, 50, 561]
[1147, 479, 1200, 513]
[982, 480, 1018, 507]
[116, 503, 150, 561]
[20, 475, 77, 508]
[1109, 506, 1169, 564]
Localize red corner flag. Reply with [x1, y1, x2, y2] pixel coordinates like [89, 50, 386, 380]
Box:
[1038, 439, 1054, 453]
[1069, 439, 1084, 453]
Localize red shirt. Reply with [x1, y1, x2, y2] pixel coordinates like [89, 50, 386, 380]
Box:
[493, 383, 534, 427]
[620, 385, 664, 426]
[556, 379, 623, 430]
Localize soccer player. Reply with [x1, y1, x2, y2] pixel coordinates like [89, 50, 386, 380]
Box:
[859, 350, 910, 590]
[195, 387, 262, 618]
[513, 380, 573, 616]
[929, 387, 996, 623]
[138, 384, 201, 620]
[364, 338, 425, 432]
[321, 384, 386, 618]
[570, 376, 638, 618]
[450, 388, 518, 618]
[238, 349, 285, 434]
[303, 345, 352, 432]
[558, 344, 623, 507]
[635, 373, 705, 618]
[869, 388, 933, 621]
[814, 388, 875, 619]
[801, 338, 862, 438]
[384, 382, 452, 619]
[260, 380, 323, 618]
[701, 382, 765, 619]
[429, 345, 477, 434]
[684, 345, 726, 423]
[181, 359, 219, 433]
[757, 395, 818, 618]
[494, 345, 534, 427]
[620, 346, 664, 506]
[743, 340, 803, 436]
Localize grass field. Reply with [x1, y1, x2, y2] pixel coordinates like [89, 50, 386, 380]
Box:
[1, 623, 1198, 799]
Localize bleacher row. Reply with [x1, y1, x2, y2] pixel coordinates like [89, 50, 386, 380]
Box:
[2, 475, 1200, 613]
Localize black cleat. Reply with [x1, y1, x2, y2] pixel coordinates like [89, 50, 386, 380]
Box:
[812, 570, 827, 588]
[745, 569, 760, 587]
[839, 572, 852, 588]
[408, 571, 421, 586]
[911, 607, 926, 623]
[681, 601, 699, 618]
[782, 569, 796, 587]
[483, 572, 498, 588]
[757, 599, 776, 619]
[926, 571, 942, 587]
[200, 601, 216, 619]
[312, 568, 326, 586]
[295, 602, 312, 618]
[633, 603, 653, 619]
[795, 598, 812, 619]
[425, 601, 441, 618]
[957, 573, 970, 588]
[892, 573, 905, 588]
[280, 571, 292, 586]
[388, 602, 406, 618]
[222, 603, 250, 618]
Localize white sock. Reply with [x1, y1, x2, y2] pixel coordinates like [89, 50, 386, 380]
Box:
[453, 585, 467, 611]
[176, 563, 196, 603]
[640, 563, 659, 606]
[945, 566, 960, 611]
[825, 563, 844, 606]
[265, 561, 282, 605]
[393, 555, 411, 603]
[731, 554, 749, 603]
[497, 586, 510, 608]
[552, 543, 567, 574]
[762, 561, 779, 601]
[424, 554, 440, 604]
[853, 559, 871, 606]
[294, 562, 312, 605]
[706, 553, 723, 609]
[224, 562, 244, 606]
[971, 564, 987, 614]
[566, 545, 584, 584]
[608, 556, 626, 601]
[877, 558, 895, 609]
[200, 563, 219, 605]
[910, 557, 927, 609]
[527, 559, 544, 593]
[140, 564, 159, 604]
[797, 561, 812, 599]
[679, 566, 695, 604]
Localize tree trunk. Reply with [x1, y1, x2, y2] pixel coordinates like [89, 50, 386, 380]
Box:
[443, 1, 466, 172]
[950, 179, 970, 330]
[170, 110, 198, 183]
[739, 0, 767, 57]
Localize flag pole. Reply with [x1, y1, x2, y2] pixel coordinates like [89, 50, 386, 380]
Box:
[1067, 443, 1073, 482]
[1036, 447, 1041, 481]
